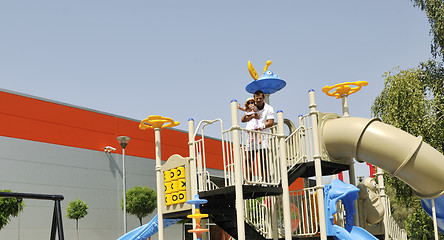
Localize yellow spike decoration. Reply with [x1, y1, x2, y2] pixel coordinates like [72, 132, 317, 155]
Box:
[248, 61, 259, 80]
[262, 60, 272, 74]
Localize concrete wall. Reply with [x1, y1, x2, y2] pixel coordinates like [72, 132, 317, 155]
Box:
[0, 136, 181, 240]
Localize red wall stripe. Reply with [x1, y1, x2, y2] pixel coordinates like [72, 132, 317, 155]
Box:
[0, 90, 224, 170]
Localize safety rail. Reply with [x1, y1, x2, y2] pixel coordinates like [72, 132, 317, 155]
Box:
[285, 125, 307, 167]
[244, 197, 274, 239]
[284, 187, 320, 237]
[190, 119, 225, 192]
[297, 114, 316, 163]
[222, 128, 281, 187]
[384, 198, 408, 240]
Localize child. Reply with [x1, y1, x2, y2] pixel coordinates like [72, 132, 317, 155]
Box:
[238, 98, 265, 143]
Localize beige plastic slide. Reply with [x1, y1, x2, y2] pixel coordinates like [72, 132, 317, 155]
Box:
[322, 117, 444, 199]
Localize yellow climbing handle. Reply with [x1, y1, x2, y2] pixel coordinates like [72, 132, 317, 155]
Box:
[139, 115, 180, 130]
[322, 81, 368, 99]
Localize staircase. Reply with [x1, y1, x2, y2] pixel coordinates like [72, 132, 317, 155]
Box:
[199, 185, 282, 240]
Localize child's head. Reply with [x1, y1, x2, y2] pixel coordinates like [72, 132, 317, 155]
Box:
[244, 98, 255, 109]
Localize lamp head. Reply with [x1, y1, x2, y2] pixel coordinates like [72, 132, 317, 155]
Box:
[117, 136, 131, 149]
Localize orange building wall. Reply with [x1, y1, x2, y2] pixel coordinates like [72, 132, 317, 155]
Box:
[0, 90, 224, 170]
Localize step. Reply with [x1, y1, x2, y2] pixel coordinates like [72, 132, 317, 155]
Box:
[286, 161, 349, 186]
[199, 185, 283, 201]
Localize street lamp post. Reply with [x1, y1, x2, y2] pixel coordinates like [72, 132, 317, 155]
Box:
[117, 136, 131, 234]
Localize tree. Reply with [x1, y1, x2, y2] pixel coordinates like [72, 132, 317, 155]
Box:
[372, 60, 444, 239]
[411, 0, 444, 59]
[66, 198, 88, 240]
[123, 186, 157, 226]
[0, 190, 24, 230]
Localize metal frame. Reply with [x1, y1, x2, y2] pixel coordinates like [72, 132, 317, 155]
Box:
[0, 191, 64, 240]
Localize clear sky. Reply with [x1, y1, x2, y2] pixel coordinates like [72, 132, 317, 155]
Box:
[0, 1, 434, 179]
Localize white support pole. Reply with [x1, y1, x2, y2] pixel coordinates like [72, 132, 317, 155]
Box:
[298, 115, 310, 189]
[264, 93, 270, 105]
[277, 111, 292, 240]
[341, 95, 350, 117]
[230, 100, 246, 240]
[122, 148, 127, 233]
[117, 136, 130, 234]
[342, 93, 358, 225]
[375, 167, 389, 240]
[308, 90, 327, 240]
[154, 128, 164, 240]
[188, 119, 198, 240]
[432, 198, 439, 240]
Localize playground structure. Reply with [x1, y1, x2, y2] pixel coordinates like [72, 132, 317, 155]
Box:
[118, 60, 444, 240]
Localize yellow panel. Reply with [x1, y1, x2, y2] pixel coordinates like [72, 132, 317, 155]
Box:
[165, 194, 173, 206]
[170, 168, 178, 181]
[178, 191, 187, 203]
[171, 181, 178, 193]
[177, 166, 186, 179]
[171, 193, 179, 204]
[178, 179, 186, 191]
[164, 170, 171, 182]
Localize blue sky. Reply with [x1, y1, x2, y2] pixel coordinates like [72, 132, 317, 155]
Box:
[0, 1, 434, 179]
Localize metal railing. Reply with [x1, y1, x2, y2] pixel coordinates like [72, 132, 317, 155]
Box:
[285, 125, 307, 167]
[384, 198, 408, 240]
[284, 114, 318, 172]
[222, 128, 281, 187]
[244, 197, 274, 238]
[190, 119, 225, 192]
[286, 187, 320, 237]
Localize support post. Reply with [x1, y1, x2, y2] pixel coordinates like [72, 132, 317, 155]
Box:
[154, 128, 165, 240]
[432, 198, 439, 240]
[122, 148, 127, 233]
[188, 119, 198, 240]
[50, 200, 65, 240]
[376, 167, 389, 240]
[298, 115, 310, 189]
[277, 111, 292, 240]
[230, 100, 246, 240]
[308, 90, 327, 240]
[341, 95, 350, 117]
[348, 160, 359, 226]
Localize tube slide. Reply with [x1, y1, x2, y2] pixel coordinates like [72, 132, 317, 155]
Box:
[117, 214, 180, 240]
[421, 195, 444, 234]
[322, 117, 444, 199]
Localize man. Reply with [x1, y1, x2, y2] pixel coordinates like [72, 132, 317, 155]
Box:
[241, 90, 275, 134]
[241, 90, 275, 184]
